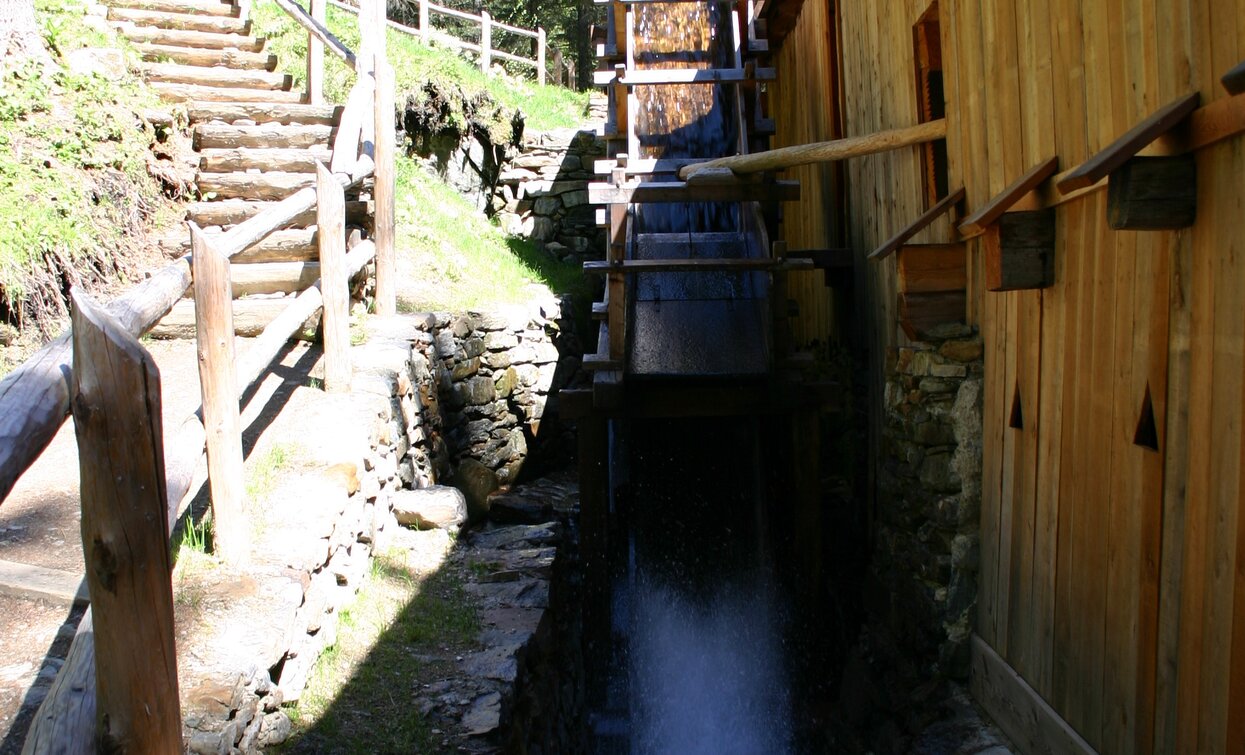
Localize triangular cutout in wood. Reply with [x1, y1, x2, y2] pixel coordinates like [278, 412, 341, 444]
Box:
[1134, 384, 1159, 451]
[1009, 381, 1024, 429]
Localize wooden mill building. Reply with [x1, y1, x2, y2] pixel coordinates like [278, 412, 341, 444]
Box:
[757, 0, 1245, 751]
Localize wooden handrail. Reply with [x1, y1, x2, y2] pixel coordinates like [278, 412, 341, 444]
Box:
[958, 156, 1059, 235]
[868, 186, 966, 261]
[272, 0, 358, 70]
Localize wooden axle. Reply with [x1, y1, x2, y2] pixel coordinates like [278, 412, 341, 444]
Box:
[593, 66, 777, 87]
[587, 179, 799, 204]
[583, 258, 814, 274]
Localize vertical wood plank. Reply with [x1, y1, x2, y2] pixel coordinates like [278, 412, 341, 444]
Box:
[70, 289, 181, 754]
[316, 162, 350, 393]
[373, 59, 397, 317]
[480, 10, 492, 72]
[190, 225, 249, 565]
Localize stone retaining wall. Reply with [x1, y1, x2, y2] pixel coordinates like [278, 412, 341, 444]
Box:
[872, 322, 984, 680]
[493, 128, 606, 262]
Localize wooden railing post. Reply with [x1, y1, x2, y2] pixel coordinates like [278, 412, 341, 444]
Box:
[316, 163, 351, 391]
[552, 48, 563, 86]
[373, 58, 397, 316]
[537, 27, 546, 85]
[307, 0, 324, 103]
[69, 289, 180, 753]
[480, 10, 491, 73]
[190, 225, 249, 565]
[419, 0, 429, 42]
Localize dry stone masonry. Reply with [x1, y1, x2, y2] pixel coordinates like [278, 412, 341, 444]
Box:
[875, 322, 984, 680]
[493, 128, 607, 261]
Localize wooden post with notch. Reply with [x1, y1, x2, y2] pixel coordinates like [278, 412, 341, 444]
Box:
[190, 225, 249, 565]
[307, 0, 324, 104]
[419, 0, 429, 43]
[373, 57, 397, 316]
[69, 289, 181, 753]
[480, 10, 492, 73]
[317, 162, 351, 391]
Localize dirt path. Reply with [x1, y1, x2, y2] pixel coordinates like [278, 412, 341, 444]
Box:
[0, 335, 335, 752]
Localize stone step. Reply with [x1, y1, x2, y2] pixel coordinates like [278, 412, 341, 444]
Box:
[198, 146, 333, 173]
[117, 25, 265, 51]
[142, 62, 291, 90]
[101, 0, 239, 17]
[196, 171, 315, 200]
[153, 82, 304, 103]
[188, 101, 340, 126]
[186, 198, 368, 227]
[134, 42, 276, 70]
[107, 7, 249, 33]
[193, 122, 334, 149]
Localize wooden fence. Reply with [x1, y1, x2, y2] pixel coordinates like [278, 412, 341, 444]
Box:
[327, 0, 575, 87]
[3, 0, 396, 749]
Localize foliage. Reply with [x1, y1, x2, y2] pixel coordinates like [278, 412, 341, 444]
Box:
[249, 0, 589, 133]
[391, 156, 589, 312]
[0, 0, 174, 332]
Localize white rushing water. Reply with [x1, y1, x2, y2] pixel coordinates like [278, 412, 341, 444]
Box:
[627, 575, 792, 755]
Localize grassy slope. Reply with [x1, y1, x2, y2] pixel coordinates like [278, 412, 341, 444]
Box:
[0, 0, 175, 339]
[250, 0, 592, 313]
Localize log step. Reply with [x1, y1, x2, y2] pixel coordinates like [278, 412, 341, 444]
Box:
[153, 82, 305, 103]
[198, 146, 333, 173]
[163, 228, 321, 263]
[108, 8, 249, 33]
[186, 198, 369, 227]
[117, 25, 264, 51]
[151, 297, 297, 338]
[134, 42, 276, 70]
[142, 62, 291, 90]
[196, 171, 315, 200]
[101, 0, 239, 16]
[193, 123, 334, 149]
[184, 261, 321, 297]
[188, 102, 341, 126]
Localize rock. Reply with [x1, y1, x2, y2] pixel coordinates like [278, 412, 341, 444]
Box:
[393, 486, 467, 530]
[924, 322, 974, 340]
[533, 195, 561, 215]
[494, 366, 518, 398]
[257, 711, 292, 747]
[561, 189, 589, 208]
[484, 331, 518, 351]
[487, 489, 550, 524]
[939, 338, 984, 363]
[66, 47, 124, 78]
[461, 692, 502, 735]
[453, 459, 500, 520]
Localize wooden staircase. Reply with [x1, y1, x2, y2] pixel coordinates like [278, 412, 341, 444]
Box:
[106, 0, 352, 327]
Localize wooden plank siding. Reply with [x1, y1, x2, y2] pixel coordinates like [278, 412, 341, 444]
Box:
[766, 0, 1245, 752]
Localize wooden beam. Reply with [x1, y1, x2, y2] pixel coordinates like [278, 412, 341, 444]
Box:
[22, 608, 96, 754]
[1182, 91, 1245, 152]
[0, 559, 87, 605]
[593, 67, 777, 86]
[272, 0, 357, 69]
[70, 289, 181, 753]
[679, 119, 946, 180]
[373, 60, 397, 316]
[583, 258, 814, 274]
[587, 179, 800, 204]
[959, 156, 1060, 235]
[1222, 59, 1245, 95]
[593, 157, 711, 175]
[1056, 92, 1200, 193]
[969, 635, 1096, 755]
[868, 186, 966, 261]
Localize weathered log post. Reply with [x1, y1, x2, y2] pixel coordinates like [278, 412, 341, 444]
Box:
[537, 27, 546, 85]
[307, 0, 324, 103]
[190, 225, 249, 565]
[552, 47, 563, 86]
[373, 58, 397, 316]
[419, 0, 429, 42]
[69, 289, 181, 753]
[480, 10, 491, 73]
[317, 162, 352, 392]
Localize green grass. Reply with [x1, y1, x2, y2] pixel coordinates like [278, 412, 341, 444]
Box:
[250, 0, 589, 133]
[279, 547, 480, 753]
[392, 156, 590, 312]
[0, 0, 174, 330]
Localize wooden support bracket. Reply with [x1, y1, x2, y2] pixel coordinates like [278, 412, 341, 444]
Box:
[868, 186, 965, 261]
[984, 210, 1056, 291]
[1106, 155, 1197, 230]
[1222, 59, 1245, 95]
[896, 242, 967, 339]
[1056, 92, 1199, 193]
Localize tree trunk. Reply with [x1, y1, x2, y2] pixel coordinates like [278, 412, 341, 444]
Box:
[0, 0, 52, 71]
